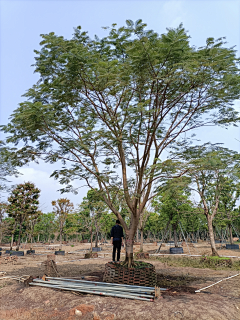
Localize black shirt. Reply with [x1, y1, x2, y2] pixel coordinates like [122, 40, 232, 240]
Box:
[111, 224, 123, 241]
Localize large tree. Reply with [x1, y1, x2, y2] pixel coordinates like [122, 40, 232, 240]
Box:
[2, 20, 240, 265]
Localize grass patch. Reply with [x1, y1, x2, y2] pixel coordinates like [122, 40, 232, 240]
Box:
[150, 255, 240, 270]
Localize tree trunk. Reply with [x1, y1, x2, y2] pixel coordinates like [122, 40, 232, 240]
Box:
[207, 215, 218, 256]
[173, 223, 178, 247]
[169, 225, 172, 241]
[229, 224, 233, 244]
[16, 222, 22, 251]
[124, 234, 134, 268]
[123, 216, 139, 268]
[140, 228, 144, 252]
[59, 221, 63, 248]
[95, 231, 98, 247]
[30, 233, 33, 250]
[90, 228, 93, 251]
[136, 228, 139, 242]
[10, 232, 14, 250]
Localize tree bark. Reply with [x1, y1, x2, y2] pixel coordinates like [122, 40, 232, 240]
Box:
[95, 230, 98, 247]
[16, 222, 22, 251]
[173, 223, 178, 247]
[90, 228, 93, 252]
[59, 221, 63, 248]
[124, 235, 134, 268]
[10, 232, 14, 250]
[140, 229, 144, 252]
[169, 225, 172, 241]
[207, 215, 218, 256]
[30, 233, 33, 250]
[229, 224, 233, 244]
[123, 216, 138, 267]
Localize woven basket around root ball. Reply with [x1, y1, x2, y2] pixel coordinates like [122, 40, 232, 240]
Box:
[103, 261, 157, 287]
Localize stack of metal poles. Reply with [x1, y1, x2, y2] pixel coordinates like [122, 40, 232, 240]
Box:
[30, 276, 167, 301]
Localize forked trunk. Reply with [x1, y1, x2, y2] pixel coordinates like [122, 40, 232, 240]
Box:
[140, 229, 144, 252]
[207, 215, 218, 256]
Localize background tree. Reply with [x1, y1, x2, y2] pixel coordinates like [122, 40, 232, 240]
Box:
[34, 212, 56, 242]
[99, 211, 116, 242]
[2, 20, 240, 266]
[52, 198, 74, 247]
[87, 189, 107, 247]
[153, 177, 192, 250]
[7, 182, 40, 250]
[64, 213, 80, 242]
[179, 144, 240, 255]
[218, 178, 240, 244]
[25, 210, 42, 249]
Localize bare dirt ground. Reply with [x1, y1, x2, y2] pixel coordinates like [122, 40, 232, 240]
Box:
[0, 242, 240, 320]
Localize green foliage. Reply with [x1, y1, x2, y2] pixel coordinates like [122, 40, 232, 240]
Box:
[153, 177, 193, 228]
[0, 141, 20, 192]
[34, 212, 56, 241]
[173, 144, 240, 216]
[1, 20, 240, 243]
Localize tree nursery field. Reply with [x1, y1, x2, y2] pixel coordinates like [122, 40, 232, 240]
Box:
[0, 241, 240, 320]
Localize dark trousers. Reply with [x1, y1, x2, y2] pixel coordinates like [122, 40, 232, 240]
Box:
[112, 240, 122, 261]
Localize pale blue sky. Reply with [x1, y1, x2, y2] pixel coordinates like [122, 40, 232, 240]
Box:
[1, 0, 240, 211]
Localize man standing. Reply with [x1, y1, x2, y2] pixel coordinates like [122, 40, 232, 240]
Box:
[111, 220, 124, 262]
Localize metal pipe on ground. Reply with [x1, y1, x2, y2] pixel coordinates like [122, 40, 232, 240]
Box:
[30, 282, 154, 301]
[46, 276, 166, 291]
[33, 279, 155, 295]
[32, 281, 154, 298]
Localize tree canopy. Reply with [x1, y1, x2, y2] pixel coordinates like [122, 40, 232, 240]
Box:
[2, 20, 240, 264]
